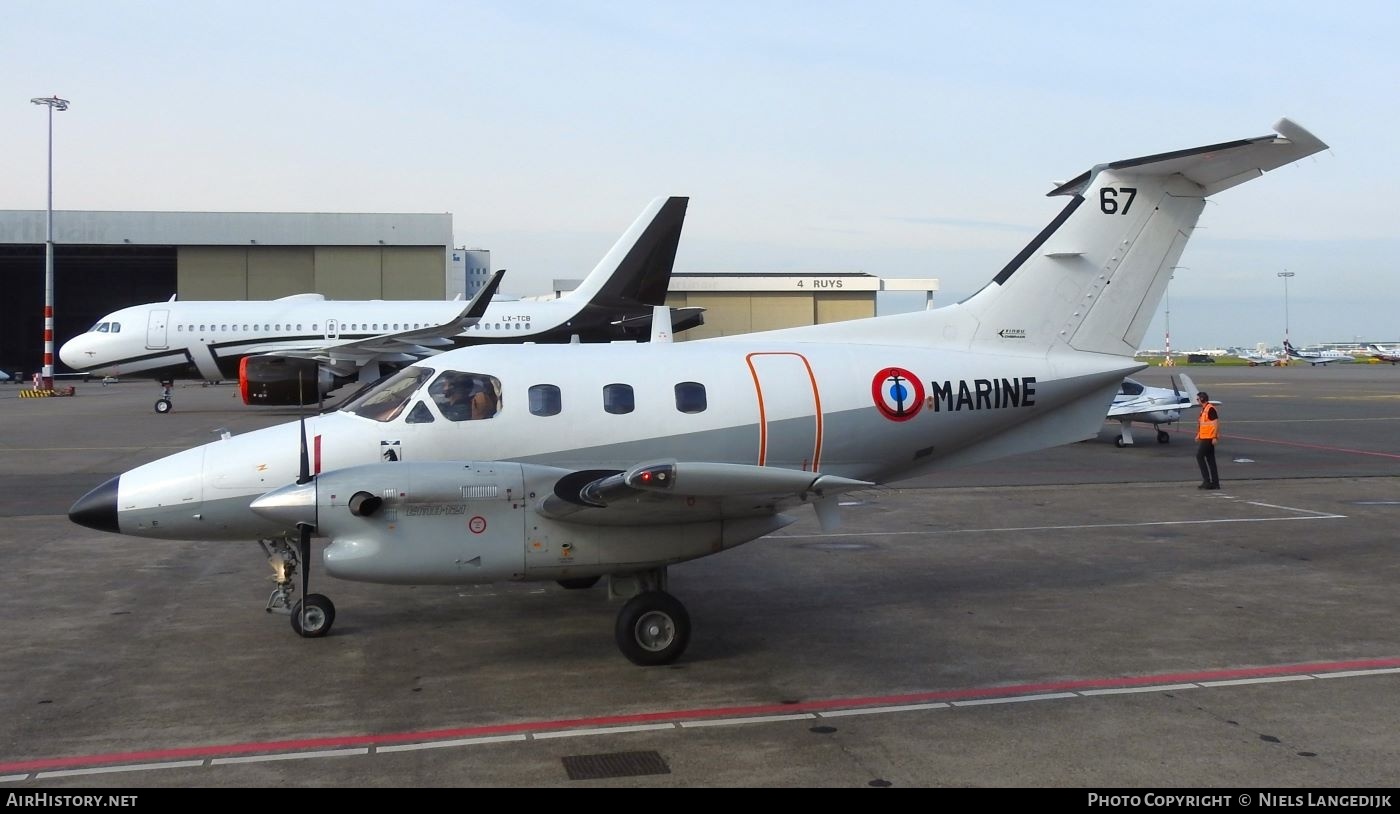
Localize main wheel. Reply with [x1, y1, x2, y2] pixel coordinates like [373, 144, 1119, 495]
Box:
[291, 593, 336, 637]
[1157, 430, 1171, 444]
[557, 576, 601, 590]
[615, 591, 690, 666]
[154, 398, 173, 414]
[1114, 436, 1126, 448]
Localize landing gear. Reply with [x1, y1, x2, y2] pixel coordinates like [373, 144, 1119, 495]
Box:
[1157, 429, 1171, 444]
[291, 594, 336, 637]
[1114, 435, 1127, 448]
[260, 538, 337, 638]
[615, 591, 691, 666]
[154, 380, 174, 414]
[1115, 420, 1133, 448]
[609, 569, 689, 665]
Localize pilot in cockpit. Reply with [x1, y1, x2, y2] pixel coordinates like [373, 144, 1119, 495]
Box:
[433, 373, 500, 421]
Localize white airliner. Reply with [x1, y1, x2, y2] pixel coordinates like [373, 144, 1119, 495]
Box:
[1283, 339, 1354, 366]
[1365, 344, 1400, 365]
[1105, 374, 1199, 447]
[59, 197, 699, 412]
[69, 119, 1327, 665]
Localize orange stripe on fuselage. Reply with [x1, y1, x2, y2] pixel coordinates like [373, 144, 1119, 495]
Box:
[744, 352, 823, 470]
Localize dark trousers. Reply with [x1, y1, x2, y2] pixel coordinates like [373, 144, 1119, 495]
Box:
[1196, 439, 1219, 486]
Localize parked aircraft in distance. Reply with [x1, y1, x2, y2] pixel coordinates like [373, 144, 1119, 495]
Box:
[1365, 344, 1400, 365]
[1237, 349, 1284, 366]
[59, 197, 700, 413]
[1283, 340, 1354, 366]
[69, 119, 1328, 665]
[1106, 374, 1199, 447]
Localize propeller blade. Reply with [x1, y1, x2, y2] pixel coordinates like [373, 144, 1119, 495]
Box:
[298, 523, 311, 638]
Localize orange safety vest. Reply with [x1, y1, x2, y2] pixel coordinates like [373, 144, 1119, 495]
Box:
[1196, 405, 1219, 441]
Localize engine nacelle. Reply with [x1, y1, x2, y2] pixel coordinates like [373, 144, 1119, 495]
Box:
[239, 356, 338, 405]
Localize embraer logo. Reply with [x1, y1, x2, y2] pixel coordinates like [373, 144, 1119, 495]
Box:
[872, 367, 924, 422]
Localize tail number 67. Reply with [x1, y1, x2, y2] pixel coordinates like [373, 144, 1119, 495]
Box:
[1100, 187, 1138, 215]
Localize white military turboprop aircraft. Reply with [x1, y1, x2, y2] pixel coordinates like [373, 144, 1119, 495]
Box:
[1105, 374, 1199, 447]
[69, 119, 1327, 665]
[58, 197, 700, 413]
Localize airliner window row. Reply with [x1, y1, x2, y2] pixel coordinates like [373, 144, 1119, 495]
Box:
[167, 321, 532, 333]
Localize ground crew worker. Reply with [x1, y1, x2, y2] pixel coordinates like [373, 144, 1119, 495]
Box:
[1195, 391, 1220, 490]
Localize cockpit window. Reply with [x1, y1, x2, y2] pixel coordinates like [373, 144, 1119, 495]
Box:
[342, 365, 435, 422]
[404, 401, 435, 424]
[1119, 380, 1145, 396]
[429, 371, 501, 421]
[92, 322, 110, 333]
[111, 322, 120, 333]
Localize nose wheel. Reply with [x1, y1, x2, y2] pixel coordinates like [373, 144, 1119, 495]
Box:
[154, 380, 174, 414]
[260, 538, 337, 638]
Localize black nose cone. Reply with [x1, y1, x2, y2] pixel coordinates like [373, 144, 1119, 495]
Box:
[70, 476, 121, 534]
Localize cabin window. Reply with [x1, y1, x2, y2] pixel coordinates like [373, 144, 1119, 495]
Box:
[312, 323, 318, 331]
[675, 382, 707, 414]
[243, 324, 249, 332]
[603, 383, 634, 415]
[296, 323, 302, 331]
[176, 325, 183, 332]
[404, 401, 435, 424]
[220, 324, 228, 332]
[528, 384, 562, 417]
[429, 372, 502, 421]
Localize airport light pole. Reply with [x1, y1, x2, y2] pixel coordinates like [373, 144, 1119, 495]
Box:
[1164, 267, 1186, 366]
[1278, 270, 1295, 347]
[30, 95, 70, 392]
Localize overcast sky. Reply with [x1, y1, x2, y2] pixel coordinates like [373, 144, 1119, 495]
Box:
[3, 1, 1395, 349]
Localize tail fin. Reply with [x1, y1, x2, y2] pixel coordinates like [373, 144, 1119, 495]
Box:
[1176, 373, 1199, 405]
[567, 196, 689, 306]
[956, 119, 1326, 357]
[1284, 339, 1300, 356]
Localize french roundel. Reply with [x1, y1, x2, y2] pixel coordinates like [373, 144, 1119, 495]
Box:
[871, 367, 924, 422]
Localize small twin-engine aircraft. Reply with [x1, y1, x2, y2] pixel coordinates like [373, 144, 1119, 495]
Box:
[1105, 374, 1200, 447]
[69, 119, 1327, 665]
[1365, 344, 1400, 365]
[1283, 339, 1354, 366]
[1237, 349, 1283, 366]
[58, 197, 700, 413]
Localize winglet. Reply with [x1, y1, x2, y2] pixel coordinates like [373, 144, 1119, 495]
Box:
[463, 269, 505, 321]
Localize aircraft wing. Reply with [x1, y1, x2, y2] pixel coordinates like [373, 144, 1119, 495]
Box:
[610, 306, 707, 334]
[1106, 396, 1183, 419]
[538, 459, 873, 531]
[263, 270, 505, 373]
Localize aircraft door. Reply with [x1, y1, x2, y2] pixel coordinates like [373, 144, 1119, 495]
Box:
[746, 352, 823, 470]
[146, 309, 170, 350]
[324, 319, 340, 340]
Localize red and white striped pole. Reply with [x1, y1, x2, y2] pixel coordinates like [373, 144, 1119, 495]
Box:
[31, 95, 70, 392]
